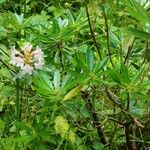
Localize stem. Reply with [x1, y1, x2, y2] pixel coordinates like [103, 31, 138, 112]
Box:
[106, 89, 134, 149]
[143, 0, 149, 8]
[141, 38, 148, 67]
[124, 39, 135, 65]
[108, 91, 118, 148]
[16, 78, 20, 122]
[126, 92, 130, 111]
[59, 49, 64, 71]
[23, 0, 27, 38]
[81, 91, 107, 145]
[125, 125, 132, 150]
[85, 4, 102, 61]
[19, 0, 22, 14]
[14, 79, 20, 150]
[101, 5, 114, 68]
[26, 97, 31, 121]
[23, 82, 28, 120]
[125, 92, 133, 150]
[24, 0, 26, 18]
[56, 135, 66, 150]
[124, 46, 132, 65]
[139, 127, 146, 149]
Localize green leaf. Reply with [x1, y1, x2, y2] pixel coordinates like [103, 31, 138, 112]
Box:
[14, 136, 35, 145]
[131, 62, 140, 70]
[3, 13, 24, 30]
[54, 70, 60, 90]
[22, 16, 33, 28]
[109, 70, 122, 85]
[15, 122, 31, 133]
[61, 74, 71, 89]
[120, 62, 130, 84]
[38, 71, 53, 89]
[134, 92, 150, 101]
[66, 9, 75, 24]
[126, 28, 150, 39]
[60, 26, 74, 40]
[0, 119, 5, 137]
[52, 19, 60, 36]
[74, 53, 89, 73]
[146, 48, 150, 62]
[86, 48, 94, 72]
[131, 66, 146, 85]
[139, 80, 150, 89]
[32, 72, 53, 96]
[121, 0, 150, 23]
[129, 108, 143, 117]
[93, 57, 109, 73]
[62, 85, 83, 101]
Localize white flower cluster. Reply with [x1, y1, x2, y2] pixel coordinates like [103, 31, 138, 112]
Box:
[10, 43, 44, 75]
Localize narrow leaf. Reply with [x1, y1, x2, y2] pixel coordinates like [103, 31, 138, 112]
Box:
[54, 70, 60, 90]
[62, 85, 82, 101]
[86, 48, 94, 72]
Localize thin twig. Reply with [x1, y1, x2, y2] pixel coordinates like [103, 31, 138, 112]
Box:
[141, 38, 148, 67]
[125, 92, 133, 150]
[101, 5, 114, 68]
[81, 91, 107, 145]
[126, 92, 130, 111]
[105, 88, 144, 128]
[85, 4, 102, 61]
[125, 125, 133, 150]
[15, 78, 21, 136]
[124, 38, 135, 65]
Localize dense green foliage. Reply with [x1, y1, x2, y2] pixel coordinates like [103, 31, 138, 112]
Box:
[0, 0, 150, 149]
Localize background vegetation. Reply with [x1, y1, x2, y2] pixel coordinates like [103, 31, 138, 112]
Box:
[0, 0, 150, 149]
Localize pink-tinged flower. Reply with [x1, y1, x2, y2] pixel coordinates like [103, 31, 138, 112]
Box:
[34, 61, 44, 69]
[21, 64, 33, 75]
[21, 43, 32, 53]
[10, 47, 24, 67]
[32, 46, 44, 69]
[32, 46, 43, 59]
[10, 57, 24, 67]
[10, 43, 44, 76]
